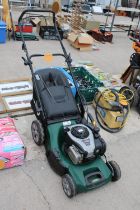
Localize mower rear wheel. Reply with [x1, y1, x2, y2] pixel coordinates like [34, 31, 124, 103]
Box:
[31, 120, 45, 146]
[62, 174, 76, 198]
[108, 161, 121, 182]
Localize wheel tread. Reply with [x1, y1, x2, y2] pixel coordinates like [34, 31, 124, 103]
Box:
[62, 174, 76, 198]
[108, 160, 121, 182]
[31, 120, 45, 145]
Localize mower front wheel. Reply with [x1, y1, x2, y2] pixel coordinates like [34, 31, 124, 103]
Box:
[108, 161, 121, 182]
[31, 120, 45, 146]
[62, 174, 77, 198]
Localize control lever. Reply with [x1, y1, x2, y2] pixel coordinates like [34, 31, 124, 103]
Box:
[22, 57, 32, 66]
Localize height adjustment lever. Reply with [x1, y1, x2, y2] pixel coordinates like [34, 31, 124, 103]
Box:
[22, 57, 30, 66]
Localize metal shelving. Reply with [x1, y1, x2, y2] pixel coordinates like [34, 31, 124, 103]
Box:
[109, 0, 140, 32]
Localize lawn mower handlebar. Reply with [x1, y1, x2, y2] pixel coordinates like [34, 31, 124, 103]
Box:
[18, 9, 55, 24]
[18, 9, 72, 68]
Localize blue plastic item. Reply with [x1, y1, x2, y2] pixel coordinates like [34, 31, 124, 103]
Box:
[0, 21, 6, 44]
[55, 67, 77, 96]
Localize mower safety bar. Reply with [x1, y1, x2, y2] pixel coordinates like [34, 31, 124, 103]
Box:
[18, 9, 55, 24]
[29, 53, 66, 60]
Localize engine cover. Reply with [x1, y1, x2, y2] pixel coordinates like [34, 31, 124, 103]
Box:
[65, 124, 95, 159]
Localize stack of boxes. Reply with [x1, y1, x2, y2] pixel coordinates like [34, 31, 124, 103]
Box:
[0, 117, 26, 170]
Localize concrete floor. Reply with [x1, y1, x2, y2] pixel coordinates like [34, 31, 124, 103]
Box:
[0, 12, 140, 210]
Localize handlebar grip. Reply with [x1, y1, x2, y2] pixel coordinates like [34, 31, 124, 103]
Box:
[29, 53, 66, 60]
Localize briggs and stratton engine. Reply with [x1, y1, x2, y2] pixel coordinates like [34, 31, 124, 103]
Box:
[64, 124, 106, 164]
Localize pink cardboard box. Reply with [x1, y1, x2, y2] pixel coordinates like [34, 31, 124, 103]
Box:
[0, 117, 26, 169]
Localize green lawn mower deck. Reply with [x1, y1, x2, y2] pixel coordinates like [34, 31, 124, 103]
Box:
[47, 122, 112, 196]
[32, 120, 121, 198]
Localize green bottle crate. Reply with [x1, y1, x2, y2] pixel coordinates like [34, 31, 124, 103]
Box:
[65, 67, 104, 103]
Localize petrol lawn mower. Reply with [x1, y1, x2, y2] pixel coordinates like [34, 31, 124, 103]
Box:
[18, 9, 121, 198]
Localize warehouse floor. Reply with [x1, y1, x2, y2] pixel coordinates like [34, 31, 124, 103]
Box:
[0, 12, 140, 210]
